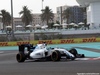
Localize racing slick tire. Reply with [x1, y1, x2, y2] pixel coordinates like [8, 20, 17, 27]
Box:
[69, 48, 78, 57]
[16, 52, 26, 63]
[51, 50, 61, 61]
[69, 48, 85, 58]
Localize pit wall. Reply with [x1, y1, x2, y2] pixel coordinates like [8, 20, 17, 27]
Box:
[0, 37, 100, 46]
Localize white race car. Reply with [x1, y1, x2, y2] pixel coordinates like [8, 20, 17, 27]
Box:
[16, 43, 84, 62]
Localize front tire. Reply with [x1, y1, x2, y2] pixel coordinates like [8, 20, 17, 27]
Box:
[71, 57, 75, 60]
[51, 50, 61, 61]
[69, 48, 78, 57]
[16, 52, 26, 63]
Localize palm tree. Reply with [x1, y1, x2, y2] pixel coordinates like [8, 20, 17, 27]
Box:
[19, 6, 33, 29]
[5, 12, 11, 25]
[81, 7, 86, 13]
[40, 6, 54, 25]
[1, 10, 11, 30]
[0, 10, 6, 30]
[62, 8, 72, 24]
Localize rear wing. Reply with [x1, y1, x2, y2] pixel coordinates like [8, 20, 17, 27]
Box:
[18, 44, 33, 52]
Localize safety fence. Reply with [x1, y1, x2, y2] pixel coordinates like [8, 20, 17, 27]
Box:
[0, 37, 100, 46]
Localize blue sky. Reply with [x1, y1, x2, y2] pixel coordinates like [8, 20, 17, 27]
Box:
[0, 0, 79, 17]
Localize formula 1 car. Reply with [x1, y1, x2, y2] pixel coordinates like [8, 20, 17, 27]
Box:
[16, 43, 85, 62]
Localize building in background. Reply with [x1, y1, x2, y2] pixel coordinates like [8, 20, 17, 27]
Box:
[0, 6, 86, 31]
[57, 5, 68, 24]
[32, 13, 42, 26]
[53, 13, 58, 23]
[56, 5, 85, 24]
[76, 0, 100, 28]
[13, 18, 24, 31]
[13, 13, 57, 30]
[14, 18, 23, 26]
[70, 6, 85, 23]
[32, 13, 57, 25]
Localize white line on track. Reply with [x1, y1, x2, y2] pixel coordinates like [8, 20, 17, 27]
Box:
[75, 57, 100, 60]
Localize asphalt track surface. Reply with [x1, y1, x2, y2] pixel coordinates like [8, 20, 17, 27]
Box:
[0, 50, 100, 75]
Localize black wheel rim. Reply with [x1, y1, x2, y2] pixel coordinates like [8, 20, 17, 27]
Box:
[52, 52, 58, 61]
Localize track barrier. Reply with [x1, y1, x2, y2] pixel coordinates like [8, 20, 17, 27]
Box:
[0, 37, 100, 46]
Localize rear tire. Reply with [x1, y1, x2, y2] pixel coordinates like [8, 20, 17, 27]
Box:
[51, 50, 61, 61]
[16, 52, 26, 63]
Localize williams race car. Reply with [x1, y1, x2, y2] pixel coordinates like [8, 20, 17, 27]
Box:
[16, 43, 85, 62]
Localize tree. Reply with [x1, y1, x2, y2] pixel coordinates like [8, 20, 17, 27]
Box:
[40, 6, 54, 25]
[1, 10, 11, 30]
[5, 12, 11, 25]
[62, 8, 72, 24]
[81, 7, 86, 13]
[81, 7, 88, 29]
[19, 6, 33, 29]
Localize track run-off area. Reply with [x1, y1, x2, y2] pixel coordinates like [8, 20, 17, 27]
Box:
[0, 42, 100, 75]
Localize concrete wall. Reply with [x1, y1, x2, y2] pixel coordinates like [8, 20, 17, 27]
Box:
[91, 2, 100, 28]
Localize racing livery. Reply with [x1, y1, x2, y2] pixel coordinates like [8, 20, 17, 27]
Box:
[16, 43, 85, 62]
